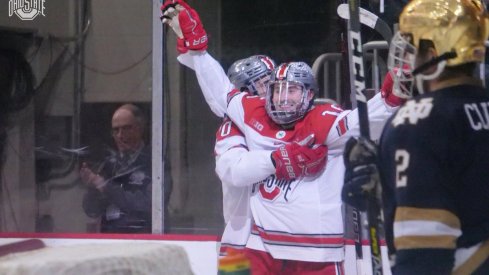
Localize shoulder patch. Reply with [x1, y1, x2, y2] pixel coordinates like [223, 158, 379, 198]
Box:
[392, 98, 434, 127]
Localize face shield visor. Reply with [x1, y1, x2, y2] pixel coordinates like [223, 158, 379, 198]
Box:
[265, 80, 311, 125]
[248, 73, 271, 97]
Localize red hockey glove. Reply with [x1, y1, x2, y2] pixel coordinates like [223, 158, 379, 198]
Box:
[380, 70, 406, 107]
[271, 134, 328, 181]
[176, 38, 187, 54]
[161, 0, 191, 14]
[178, 5, 208, 51]
[161, 0, 208, 53]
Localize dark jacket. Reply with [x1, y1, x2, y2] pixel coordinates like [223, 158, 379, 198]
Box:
[83, 145, 152, 233]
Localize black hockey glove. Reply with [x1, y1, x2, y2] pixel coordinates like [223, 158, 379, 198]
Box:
[342, 137, 380, 211]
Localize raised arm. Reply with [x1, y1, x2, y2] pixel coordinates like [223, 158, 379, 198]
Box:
[326, 72, 404, 155]
[183, 51, 233, 117]
[161, 0, 232, 118]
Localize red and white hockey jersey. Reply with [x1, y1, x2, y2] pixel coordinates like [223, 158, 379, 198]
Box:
[179, 51, 397, 262]
[214, 117, 252, 255]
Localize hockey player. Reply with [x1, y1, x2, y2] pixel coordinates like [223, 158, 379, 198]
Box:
[227, 55, 276, 98]
[220, 57, 341, 257]
[161, 0, 321, 257]
[342, 0, 489, 274]
[216, 55, 279, 255]
[161, 1, 402, 273]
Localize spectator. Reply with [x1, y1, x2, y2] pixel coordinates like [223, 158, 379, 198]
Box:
[81, 104, 154, 233]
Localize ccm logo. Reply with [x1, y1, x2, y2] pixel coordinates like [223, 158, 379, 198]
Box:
[192, 35, 208, 46]
[279, 147, 296, 179]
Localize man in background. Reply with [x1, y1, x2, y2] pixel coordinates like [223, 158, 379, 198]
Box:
[81, 104, 153, 233]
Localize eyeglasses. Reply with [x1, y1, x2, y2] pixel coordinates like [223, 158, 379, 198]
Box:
[111, 124, 136, 135]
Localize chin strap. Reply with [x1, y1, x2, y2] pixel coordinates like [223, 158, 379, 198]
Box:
[415, 61, 446, 94]
[412, 51, 457, 75]
[413, 51, 457, 94]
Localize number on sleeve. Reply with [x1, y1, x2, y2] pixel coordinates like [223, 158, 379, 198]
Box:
[219, 121, 233, 137]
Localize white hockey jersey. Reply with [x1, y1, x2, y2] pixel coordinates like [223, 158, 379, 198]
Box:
[214, 117, 252, 255]
[179, 51, 397, 262]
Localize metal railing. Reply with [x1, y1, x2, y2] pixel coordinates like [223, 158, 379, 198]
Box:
[312, 40, 389, 105]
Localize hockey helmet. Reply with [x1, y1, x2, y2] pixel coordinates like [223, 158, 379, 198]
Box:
[388, 0, 489, 96]
[227, 55, 276, 96]
[265, 62, 317, 126]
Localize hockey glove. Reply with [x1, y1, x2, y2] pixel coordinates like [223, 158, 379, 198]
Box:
[161, 0, 208, 53]
[271, 134, 328, 181]
[342, 137, 381, 211]
[380, 70, 407, 107]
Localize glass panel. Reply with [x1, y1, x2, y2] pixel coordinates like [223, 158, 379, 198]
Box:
[0, 0, 401, 236]
[0, 0, 156, 234]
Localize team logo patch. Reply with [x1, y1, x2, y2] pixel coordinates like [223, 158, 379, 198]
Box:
[250, 118, 264, 132]
[275, 130, 286, 139]
[392, 98, 433, 126]
[129, 171, 146, 185]
[259, 175, 294, 201]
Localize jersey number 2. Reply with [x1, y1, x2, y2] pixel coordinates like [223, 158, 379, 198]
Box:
[395, 150, 409, 188]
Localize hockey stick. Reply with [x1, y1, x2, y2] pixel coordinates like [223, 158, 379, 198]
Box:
[337, 3, 392, 45]
[346, 0, 384, 274]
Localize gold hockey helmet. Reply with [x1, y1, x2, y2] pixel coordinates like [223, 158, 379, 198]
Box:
[400, 0, 489, 66]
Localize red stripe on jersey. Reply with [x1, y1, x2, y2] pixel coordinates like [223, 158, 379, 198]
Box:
[335, 116, 348, 136]
[251, 224, 344, 247]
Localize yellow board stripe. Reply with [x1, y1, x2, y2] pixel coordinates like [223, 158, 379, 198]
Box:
[395, 235, 457, 250]
[395, 207, 460, 229]
[453, 240, 489, 275]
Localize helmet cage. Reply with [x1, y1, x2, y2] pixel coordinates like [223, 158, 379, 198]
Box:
[388, 32, 417, 98]
[227, 55, 275, 96]
[245, 72, 272, 97]
[265, 80, 311, 125]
